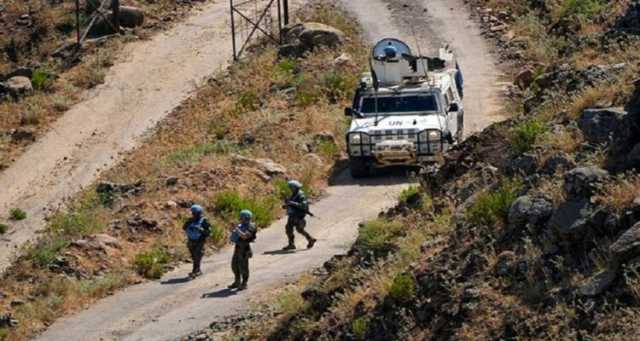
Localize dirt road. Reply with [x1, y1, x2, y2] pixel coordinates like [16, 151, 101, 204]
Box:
[34, 0, 504, 340]
[0, 0, 299, 273]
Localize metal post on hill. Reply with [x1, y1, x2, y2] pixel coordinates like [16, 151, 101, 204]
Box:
[75, 0, 81, 47]
[283, 0, 289, 25]
[229, 0, 288, 61]
[112, 0, 121, 34]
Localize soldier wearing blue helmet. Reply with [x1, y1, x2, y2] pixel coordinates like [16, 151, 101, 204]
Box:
[183, 204, 212, 279]
[282, 180, 316, 251]
[228, 209, 257, 290]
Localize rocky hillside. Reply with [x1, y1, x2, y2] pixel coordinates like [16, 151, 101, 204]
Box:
[202, 1, 640, 340]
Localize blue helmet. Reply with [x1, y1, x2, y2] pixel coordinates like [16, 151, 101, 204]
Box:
[384, 42, 398, 59]
[287, 180, 303, 190]
[191, 204, 204, 215]
[240, 209, 253, 219]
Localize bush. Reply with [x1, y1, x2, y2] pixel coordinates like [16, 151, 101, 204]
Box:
[49, 192, 105, 237]
[557, 0, 606, 19]
[467, 178, 521, 226]
[9, 208, 27, 221]
[31, 67, 55, 91]
[213, 190, 275, 227]
[235, 91, 260, 113]
[317, 140, 339, 159]
[355, 219, 404, 257]
[323, 72, 351, 102]
[166, 141, 240, 165]
[510, 120, 546, 154]
[29, 238, 70, 268]
[388, 273, 416, 302]
[399, 185, 421, 203]
[0, 224, 7, 234]
[351, 317, 368, 339]
[134, 247, 173, 279]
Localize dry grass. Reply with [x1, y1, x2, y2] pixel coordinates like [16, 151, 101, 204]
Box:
[596, 175, 640, 212]
[0, 2, 368, 339]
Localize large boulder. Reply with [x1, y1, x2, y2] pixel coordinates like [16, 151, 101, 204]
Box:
[508, 195, 553, 230]
[542, 152, 576, 175]
[563, 167, 609, 198]
[4, 76, 33, 97]
[231, 154, 287, 177]
[578, 107, 627, 145]
[610, 222, 640, 261]
[507, 153, 538, 176]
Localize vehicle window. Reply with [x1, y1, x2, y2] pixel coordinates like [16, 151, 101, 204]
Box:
[360, 95, 438, 115]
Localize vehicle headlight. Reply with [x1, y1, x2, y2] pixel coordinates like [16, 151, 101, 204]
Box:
[349, 133, 370, 144]
[428, 130, 441, 140]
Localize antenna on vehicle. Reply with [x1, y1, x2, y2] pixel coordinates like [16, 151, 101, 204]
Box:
[410, 26, 429, 79]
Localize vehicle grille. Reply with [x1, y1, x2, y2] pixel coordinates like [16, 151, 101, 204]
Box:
[370, 129, 418, 142]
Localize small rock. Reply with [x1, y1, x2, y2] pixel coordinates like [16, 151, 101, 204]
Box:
[610, 222, 640, 261]
[165, 176, 179, 186]
[10, 299, 25, 307]
[303, 153, 324, 168]
[91, 234, 120, 249]
[165, 200, 178, 209]
[4, 76, 33, 97]
[543, 152, 576, 174]
[11, 127, 36, 143]
[6, 67, 33, 79]
[579, 270, 616, 297]
[16, 14, 31, 26]
[231, 154, 287, 176]
[333, 53, 352, 66]
[508, 153, 538, 175]
[508, 195, 553, 230]
[494, 250, 516, 277]
[514, 67, 534, 90]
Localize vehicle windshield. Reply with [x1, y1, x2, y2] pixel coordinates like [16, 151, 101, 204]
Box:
[359, 94, 439, 116]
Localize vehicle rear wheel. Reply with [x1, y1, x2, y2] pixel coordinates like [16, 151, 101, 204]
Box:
[349, 158, 370, 178]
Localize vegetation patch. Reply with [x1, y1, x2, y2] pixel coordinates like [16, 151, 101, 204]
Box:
[466, 178, 521, 226]
[510, 119, 546, 154]
[0, 224, 8, 234]
[9, 208, 27, 221]
[134, 247, 173, 279]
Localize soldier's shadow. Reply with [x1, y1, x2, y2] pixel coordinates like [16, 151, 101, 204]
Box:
[201, 288, 238, 299]
[263, 249, 309, 255]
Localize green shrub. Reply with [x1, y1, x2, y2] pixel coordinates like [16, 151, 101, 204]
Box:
[557, 0, 606, 19]
[134, 247, 173, 279]
[213, 190, 275, 227]
[78, 274, 126, 296]
[236, 91, 260, 112]
[0, 327, 8, 340]
[0, 224, 7, 234]
[510, 120, 546, 154]
[466, 178, 521, 226]
[275, 58, 298, 76]
[399, 185, 421, 203]
[355, 219, 404, 257]
[31, 67, 55, 91]
[29, 238, 70, 268]
[49, 192, 104, 237]
[388, 273, 416, 302]
[351, 317, 368, 339]
[323, 72, 351, 102]
[166, 140, 239, 165]
[9, 208, 27, 221]
[317, 140, 339, 159]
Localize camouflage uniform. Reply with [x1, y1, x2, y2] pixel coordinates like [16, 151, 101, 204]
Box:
[231, 222, 257, 287]
[285, 190, 315, 248]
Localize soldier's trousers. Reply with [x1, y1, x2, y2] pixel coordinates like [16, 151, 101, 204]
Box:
[231, 245, 251, 283]
[285, 216, 313, 245]
[187, 238, 205, 273]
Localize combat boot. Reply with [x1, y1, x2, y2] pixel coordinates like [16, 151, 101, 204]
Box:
[282, 244, 296, 251]
[307, 238, 317, 249]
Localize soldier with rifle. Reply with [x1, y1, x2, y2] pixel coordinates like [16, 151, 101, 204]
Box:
[282, 180, 317, 251]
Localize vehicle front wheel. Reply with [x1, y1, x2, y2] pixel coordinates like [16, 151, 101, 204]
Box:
[349, 158, 370, 178]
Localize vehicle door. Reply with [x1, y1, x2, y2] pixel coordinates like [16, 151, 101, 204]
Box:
[444, 87, 460, 141]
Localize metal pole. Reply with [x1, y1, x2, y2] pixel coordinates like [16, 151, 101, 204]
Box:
[230, 0, 237, 60]
[112, 0, 120, 34]
[75, 0, 81, 46]
[283, 0, 289, 26]
[277, 0, 282, 43]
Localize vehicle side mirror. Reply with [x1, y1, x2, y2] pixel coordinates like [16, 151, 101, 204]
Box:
[448, 103, 459, 112]
[345, 107, 354, 117]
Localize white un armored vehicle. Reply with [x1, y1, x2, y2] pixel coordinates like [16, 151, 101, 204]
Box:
[345, 38, 464, 177]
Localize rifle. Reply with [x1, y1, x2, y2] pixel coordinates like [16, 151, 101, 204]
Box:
[284, 200, 316, 218]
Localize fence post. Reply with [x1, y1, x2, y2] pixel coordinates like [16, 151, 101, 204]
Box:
[75, 0, 81, 46]
[230, 0, 237, 60]
[112, 0, 120, 34]
[283, 0, 289, 25]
